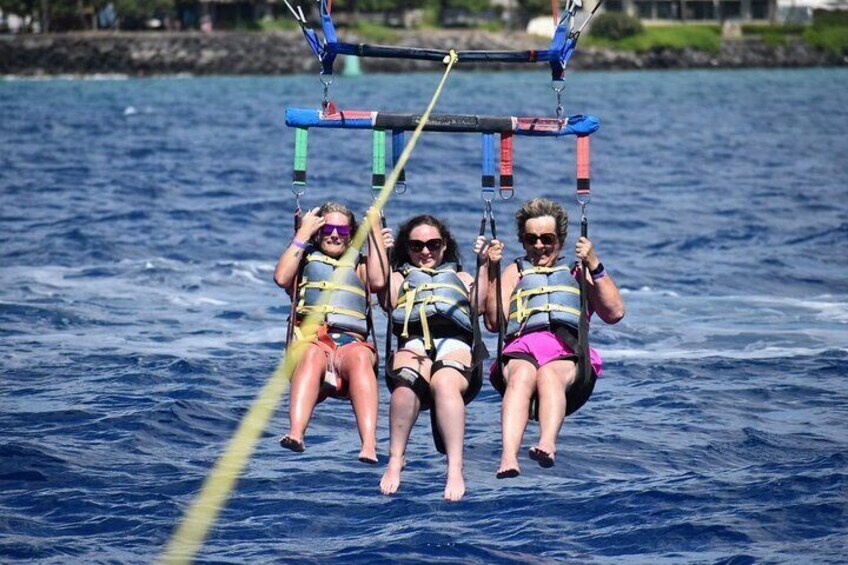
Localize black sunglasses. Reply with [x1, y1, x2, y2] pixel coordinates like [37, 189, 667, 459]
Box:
[523, 232, 558, 246]
[407, 238, 444, 253]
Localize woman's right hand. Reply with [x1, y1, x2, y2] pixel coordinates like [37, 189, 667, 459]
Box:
[296, 207, 324, 241]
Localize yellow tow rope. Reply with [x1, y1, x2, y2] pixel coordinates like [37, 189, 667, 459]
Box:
[160, 51, 460, 565]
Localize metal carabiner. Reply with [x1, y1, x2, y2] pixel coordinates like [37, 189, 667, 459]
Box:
[551, 79, 566, 120]
[319, 72, 334, 112]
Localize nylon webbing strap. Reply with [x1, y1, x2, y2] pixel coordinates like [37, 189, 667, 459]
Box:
[577, 135, 590, 198]
[372, 130, 386, 194]
[481, 133, 495, 195]
[499, 132, 514, 199]
[293, 127, 308, 187]
[392, 130, 406, 186]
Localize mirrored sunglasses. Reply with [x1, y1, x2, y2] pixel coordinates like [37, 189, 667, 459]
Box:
[407, 238, 444, 253]
[321, 223, 352, 237]
[523, 232, 558, 246]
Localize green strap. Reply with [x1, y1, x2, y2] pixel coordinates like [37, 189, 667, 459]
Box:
[372, 130, 386, 194]
[293, 127, 308, 187]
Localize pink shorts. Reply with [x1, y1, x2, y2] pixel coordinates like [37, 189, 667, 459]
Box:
[497, 329, 603, 376]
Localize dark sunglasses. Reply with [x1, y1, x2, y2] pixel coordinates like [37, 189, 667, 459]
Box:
[523, 232, 558, 246]
[407, 238, 444, 253]
[321, 223, 352, 237]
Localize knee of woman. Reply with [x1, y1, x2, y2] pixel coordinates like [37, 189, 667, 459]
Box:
[538, 364, 576, 389]
[430, 373, 462, 399]
[505, 370, 536, 392]
[298, 344, 326, 367]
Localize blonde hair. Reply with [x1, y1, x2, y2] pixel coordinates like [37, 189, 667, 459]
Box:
[312, 201, 358, 244]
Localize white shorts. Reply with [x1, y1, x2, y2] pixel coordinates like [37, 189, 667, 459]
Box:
[402, 337, 471, 360]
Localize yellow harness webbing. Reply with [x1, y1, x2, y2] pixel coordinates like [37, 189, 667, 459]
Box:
[161, 51, 461, 565]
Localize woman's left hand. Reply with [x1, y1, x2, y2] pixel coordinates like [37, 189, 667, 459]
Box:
[575, 236, 600, 271]
[381, 227, 395, 250]
[473, 235, 489, 259]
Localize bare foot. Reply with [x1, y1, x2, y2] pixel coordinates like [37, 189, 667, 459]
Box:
[444, 470, 465, 501]
[496, 456, 520, 479]
[528, 445, 555, 468]
[380, 456, 404, 495]
[358, 445, 378, 465]
[279, 435, 305, 453]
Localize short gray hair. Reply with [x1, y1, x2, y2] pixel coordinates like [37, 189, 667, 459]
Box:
[514, 197, 568, 244]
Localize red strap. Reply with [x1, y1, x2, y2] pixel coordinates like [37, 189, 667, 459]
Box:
[576, 135, 590, 195]
[499, 133, 514, 198]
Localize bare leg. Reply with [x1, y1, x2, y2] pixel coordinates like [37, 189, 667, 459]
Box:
[430, 366, 469, 501]
[532, 360, 576, 466]
[380, 385, 419, 495]
[497, 359, 537, 478]
[284, 344, 326, 448]
[339, 346, 379, 464]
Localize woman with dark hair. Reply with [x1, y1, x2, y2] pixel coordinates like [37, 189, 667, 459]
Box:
[485, 197, 625, 478]
[379, 215, 489, 501]
[273, 202, 388, 464]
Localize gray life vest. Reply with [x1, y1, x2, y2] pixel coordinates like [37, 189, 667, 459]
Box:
[505, 256, 581, 339]
[391, 262, 473, 349]
[296, 250, 368, 336]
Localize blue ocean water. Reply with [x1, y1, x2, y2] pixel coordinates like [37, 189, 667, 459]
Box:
[1, 68, 847, 564]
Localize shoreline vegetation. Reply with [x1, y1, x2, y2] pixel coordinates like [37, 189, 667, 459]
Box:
[1, 25, 846, 77]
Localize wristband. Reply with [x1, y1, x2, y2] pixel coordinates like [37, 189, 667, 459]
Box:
[291, 238, 307, 250]
[590, 262, 606, 281]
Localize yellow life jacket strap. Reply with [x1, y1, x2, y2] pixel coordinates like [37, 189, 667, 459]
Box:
[296, 304, 367, 320]
[396, 282, 467, 308]
[518, 265, 572, 277]
[306, 254, 357, 269]
[299, 279, 367, 297]
[509, 303, 581, 321]
[511, 285, 579, 323]
[399, 287, 469, 351]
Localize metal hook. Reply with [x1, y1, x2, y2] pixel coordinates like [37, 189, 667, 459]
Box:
[319, 73, 334, 111]
[551, 79, 566, 120]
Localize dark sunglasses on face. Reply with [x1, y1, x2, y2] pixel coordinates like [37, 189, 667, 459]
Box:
[523, 232, 558, 246]
[407, 238, 444, 253]
[321, 223, 352, 237]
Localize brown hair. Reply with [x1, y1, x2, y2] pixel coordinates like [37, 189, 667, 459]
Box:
[514, 197, 568, 244]
[391, 215, 462, 271]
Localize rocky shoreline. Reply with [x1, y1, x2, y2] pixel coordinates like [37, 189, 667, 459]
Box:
[1, 30, 844, 76]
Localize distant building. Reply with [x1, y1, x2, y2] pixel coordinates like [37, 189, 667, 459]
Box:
[601, 0, 777, 22]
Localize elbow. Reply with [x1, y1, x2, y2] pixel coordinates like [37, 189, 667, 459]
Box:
[604, 304, 626, 325]
[273, 272, 289, 290]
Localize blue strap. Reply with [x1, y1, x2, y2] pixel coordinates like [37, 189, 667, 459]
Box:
[319, 0, 337, 76]
[392, 130, 406, 185]
[481, 133, 495, 196]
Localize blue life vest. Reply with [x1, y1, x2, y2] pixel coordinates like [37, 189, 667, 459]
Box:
[505, 256, 581, 339]
[392, 262, 473, 349]
[297, 249, 368, 336]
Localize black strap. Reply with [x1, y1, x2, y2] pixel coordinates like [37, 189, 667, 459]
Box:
[285, 208, 303, 347]
[576, 213, 592, 388]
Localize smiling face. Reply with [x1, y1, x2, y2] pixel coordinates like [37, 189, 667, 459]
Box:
[318, 211, 352, 259]
[407, 224, 445, 269]
[522, 215, 562, 267]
